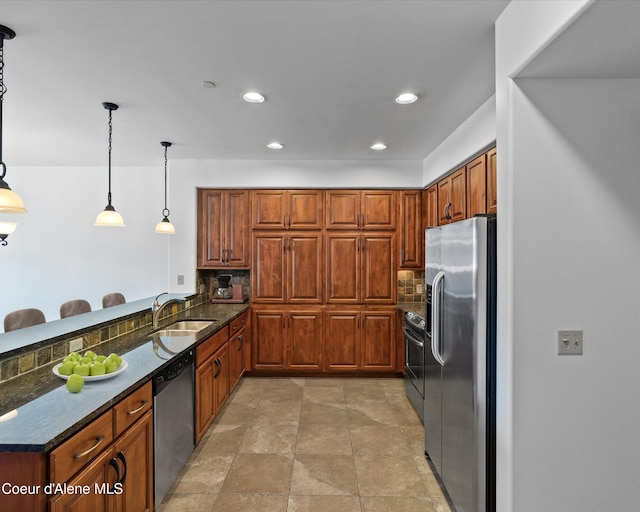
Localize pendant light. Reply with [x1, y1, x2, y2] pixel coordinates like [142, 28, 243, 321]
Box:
[0, 25, 27, 220]
[154, 141, 175, 234]
[95, 102, 125, 226]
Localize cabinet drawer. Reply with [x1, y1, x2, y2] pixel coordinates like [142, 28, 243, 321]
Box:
[229, 311, 248, 336]
[113, 381, 152, 437]
[196, 327, 229, 366]
[49, 409, 114, 484]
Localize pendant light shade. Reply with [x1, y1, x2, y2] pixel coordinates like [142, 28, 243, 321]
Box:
[154, 141, 175, 234]
[95, 102, 125, 227]
[0, 25, 27, 222]
[0, 220, 17, 246]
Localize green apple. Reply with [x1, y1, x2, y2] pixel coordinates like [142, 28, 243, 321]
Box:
[73, 363, 91, 377]
[66, 374, 84, 393]
[84, 350, 97, 359]
[108, 353, 122, 365]
[58, 361, 75, 376]
[95, 355, 107, 363]
[90, 362, 106, 376]
[68, 351, 81, 360]
[105, 359, 119, 374]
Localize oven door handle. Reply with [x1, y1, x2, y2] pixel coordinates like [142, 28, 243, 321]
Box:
[403, 326, 424, 348]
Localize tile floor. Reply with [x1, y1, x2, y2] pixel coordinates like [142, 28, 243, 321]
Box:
[158, 377, 452, 512]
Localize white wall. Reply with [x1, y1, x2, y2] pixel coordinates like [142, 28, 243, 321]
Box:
[421, 95, 496, 187]
[167, 158, 423, 294]
[493, 1, 640, 511]
[1, 165, 168, 324]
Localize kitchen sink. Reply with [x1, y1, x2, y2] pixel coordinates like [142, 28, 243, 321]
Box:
[165, 320, 216, 331]
[154, 320, 216, 337]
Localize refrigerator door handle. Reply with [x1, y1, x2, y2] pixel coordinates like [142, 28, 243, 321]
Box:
[431, 271, 446, 366]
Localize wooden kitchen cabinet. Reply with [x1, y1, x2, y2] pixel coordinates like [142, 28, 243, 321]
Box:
[423, 184, 438, 229]
[466, 153, 488, 218]
[197, 189, 250, 268]
[399, 190, 422, 269]
[48, 383, 154, 512]
[325, 232, 395, 304]
[252, 189, 323, 230]
[251, 308, 323, 371]
[438, 166, 466, 224]
[252, 232, 323, 304]
[324, 307, 396, 372]
[325, 190, 396, 230]
[487, 146, 497, 214]
[195, 327, 230, 443]
[228, 311, 249, 391]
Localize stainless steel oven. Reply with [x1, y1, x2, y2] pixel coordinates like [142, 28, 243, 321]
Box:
[404, 310, 426, 423]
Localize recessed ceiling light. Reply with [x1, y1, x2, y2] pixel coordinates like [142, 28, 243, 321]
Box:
[243, 91, 265, 103]
[267, 142, 284, 150]
[395, 93, 418, 104]
[371, 143, 387, 151]
[201, 81, 216, 88]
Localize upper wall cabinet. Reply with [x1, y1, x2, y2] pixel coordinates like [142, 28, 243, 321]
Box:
[486, 147, 497, 214]
[251, 190, 323, 230]
[466, 154, 488, 218]
[437, 167, 466, 224]
[399, 190, 422, 269]
[325, 190, 397, 230]
[197, 189, 250, 269]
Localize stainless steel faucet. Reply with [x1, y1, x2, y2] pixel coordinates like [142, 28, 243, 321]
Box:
[152, 292, 186, 329]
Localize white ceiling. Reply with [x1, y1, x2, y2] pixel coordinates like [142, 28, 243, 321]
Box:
[1, 0, 508, 167]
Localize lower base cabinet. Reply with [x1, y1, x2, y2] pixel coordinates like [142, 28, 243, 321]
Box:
[251, 308, 323, 371]
[324, 307, 397, 372]
[49, 410, 154, 512]
[195, 328, 230, 444]
[251, 306, 398, 374]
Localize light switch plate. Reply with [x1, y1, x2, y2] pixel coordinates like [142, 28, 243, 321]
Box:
[558, 330, 583, 355]
[177, 274, 184, 285]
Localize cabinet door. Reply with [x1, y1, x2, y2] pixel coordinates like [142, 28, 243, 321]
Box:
[252, 310, 286, 370]
[325, 234, 360, 303]
[362, 191, 396, 230]
[112, 410, 154, 512]
[288, 190, 323, 229]
[286, 310, 323, 370]
[226, 190, 250, 267]
[399, 191, 421, 268]
[49, 448, 115, 512]
[437, 178, 452, 225]
[197, 189, 224, 268]
[486, 147, 497, 214]
[361, 234, 396, 304]
[449, 167, 467, 222]
[324, 310, 360, 371]
[325, 190, 360, 230]
[252, 190, 286, 229]
[195, 359, 215, 444]
[252, 234, 286, 303]
[423, 184, 438, 231]
[288, 233, 323, 303]
[361, 310, 396, 371]
[229, 329, 244, 392]
[212, 343, 230, 414]
[466, 154, 487, 218]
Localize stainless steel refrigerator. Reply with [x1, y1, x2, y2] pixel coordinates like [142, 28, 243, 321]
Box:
[424, 215, 496, 512]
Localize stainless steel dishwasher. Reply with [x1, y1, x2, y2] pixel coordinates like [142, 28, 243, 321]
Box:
[153, 349, 195, 506]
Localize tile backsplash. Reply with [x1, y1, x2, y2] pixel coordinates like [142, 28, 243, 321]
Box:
[397, 270, 425, 303]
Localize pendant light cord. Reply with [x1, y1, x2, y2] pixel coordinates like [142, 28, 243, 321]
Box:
[163, 144, 169, 216]
[0, 38, 6, 173]
[107, 107, 113, 206]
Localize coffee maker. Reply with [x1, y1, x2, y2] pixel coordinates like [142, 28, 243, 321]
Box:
[212, 274, 232, 300]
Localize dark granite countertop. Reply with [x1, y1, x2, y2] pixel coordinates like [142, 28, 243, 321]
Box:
[397, 302, 426, 318]
[0, 302, 248, 453]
